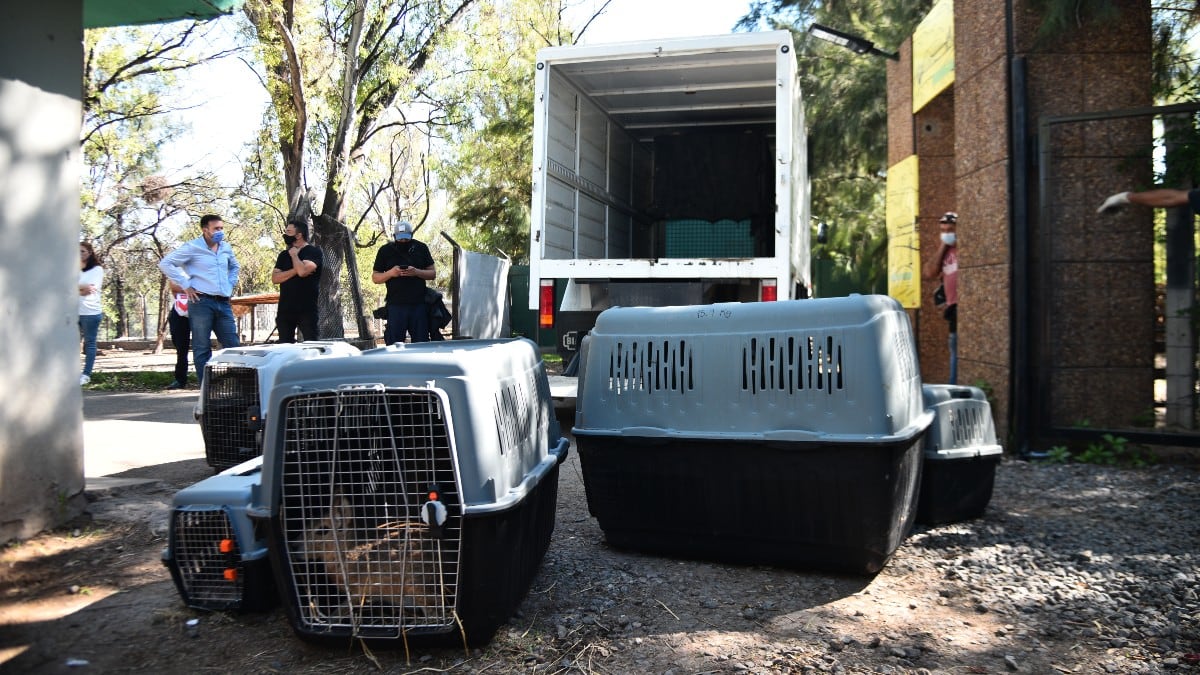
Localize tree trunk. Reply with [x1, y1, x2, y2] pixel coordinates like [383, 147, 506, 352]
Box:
[314, 214, 347, 339]
[313, 214, 376, 342]
[152, 277, 169, 353]
[344, 237, 375, 341]
[112, 277, 128, 338]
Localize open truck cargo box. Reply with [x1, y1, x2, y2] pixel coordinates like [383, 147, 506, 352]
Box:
[528, 31, 810, 356]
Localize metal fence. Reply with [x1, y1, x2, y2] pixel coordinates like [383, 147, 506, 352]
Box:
[1032, 102, 1200, 447]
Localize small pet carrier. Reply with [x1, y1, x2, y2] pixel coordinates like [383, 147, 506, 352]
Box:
[917, 384, 1003, 525]
[252, 338, 568, 646]
[162, 457, 277, 611]
[573, 295, 932, 573]
[197, 341, 361, 470]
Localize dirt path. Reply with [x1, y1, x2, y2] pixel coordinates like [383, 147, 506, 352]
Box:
[2, 440, 1197, 674]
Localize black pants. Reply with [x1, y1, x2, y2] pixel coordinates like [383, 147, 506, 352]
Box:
[277, 310, 318, 343]
[168, 310, 190, 383]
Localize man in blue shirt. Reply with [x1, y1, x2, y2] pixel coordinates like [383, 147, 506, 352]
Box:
[159, 214, 241, 384]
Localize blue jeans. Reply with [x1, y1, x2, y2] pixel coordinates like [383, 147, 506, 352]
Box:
[385, 303, 430, 344]
[948, 331, 958, 385]
[189, 296, 240, 383]
[79, 313, 102, 376]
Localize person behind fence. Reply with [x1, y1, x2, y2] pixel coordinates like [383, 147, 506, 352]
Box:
[1097, 188, 1200, 213]
[158, 214, 241, 384]
[271, 218, 322, 343]
[922, 211, 958, 384]
[78, 241, 104, 386]
[372, 220, 436, 344]
[166, 280, 191, 390]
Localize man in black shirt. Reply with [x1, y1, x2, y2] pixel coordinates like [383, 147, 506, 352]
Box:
[372, 220, 436, 343]
[271, 218, 323, 342]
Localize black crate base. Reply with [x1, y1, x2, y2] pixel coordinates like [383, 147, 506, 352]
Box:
[575, 435, 924, 574]
[916, 454, 1000, 525]
[271, 452, 565, 647]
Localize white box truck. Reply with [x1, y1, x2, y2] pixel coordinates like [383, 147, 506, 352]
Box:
[528, 30, 811, 357]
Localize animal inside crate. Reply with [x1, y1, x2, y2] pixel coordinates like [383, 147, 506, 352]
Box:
[257, 339, 568, 646]
[573, 295, 932, 573]
[162, 457, 277, 612]
[198, 341, 361, 470]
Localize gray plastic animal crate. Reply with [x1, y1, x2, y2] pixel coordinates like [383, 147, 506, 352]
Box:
[917, 384, 1003, 525]
[162, 457, 277, 611]
[573, 295, 931, 573]
[251, 338, 568, 646]
[197, 341, 361, 470]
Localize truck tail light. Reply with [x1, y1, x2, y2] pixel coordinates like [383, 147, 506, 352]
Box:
[761, 279, 778, 302]
[539, 280, 555, 328]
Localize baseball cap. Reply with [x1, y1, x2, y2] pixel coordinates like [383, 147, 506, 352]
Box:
[394, 220, 414, 240]
[939, 212, 958, 224]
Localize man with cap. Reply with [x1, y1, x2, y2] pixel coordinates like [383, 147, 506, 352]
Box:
[372, 220, 436, 343]
[922, 211, 959, 384]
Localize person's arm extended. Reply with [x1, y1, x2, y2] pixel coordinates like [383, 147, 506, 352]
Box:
[1098, 188, 1191, 213]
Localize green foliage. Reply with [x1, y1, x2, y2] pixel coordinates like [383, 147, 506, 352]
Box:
[434, 0, 584, 264]
[1042, 445, 1072, 464]
[1027, 0, 1120, 42]
[744, 0, 933, 292]
[1045, 433, 1156, 468]
[82, 370, 195, 392]
[971, 378, 997, 409]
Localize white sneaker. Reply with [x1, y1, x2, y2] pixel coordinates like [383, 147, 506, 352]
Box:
[80, 374, 90, 385]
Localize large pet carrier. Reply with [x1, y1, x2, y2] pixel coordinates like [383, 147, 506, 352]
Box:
[162, 457, 277, 612]
[573, 295, 932, 573]
[198, 341, 361, 470]
[917, 384, 1003, 525]
[252, 339, 569, 646]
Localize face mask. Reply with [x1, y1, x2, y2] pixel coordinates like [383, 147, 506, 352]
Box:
[283, 234, 297, 247]
[211, 230, 225, 245]
[941, 232, 956, 246]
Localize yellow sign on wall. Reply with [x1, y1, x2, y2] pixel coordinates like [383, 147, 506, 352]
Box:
[913, 0, 954, 113]
[887, 155, 920, 309]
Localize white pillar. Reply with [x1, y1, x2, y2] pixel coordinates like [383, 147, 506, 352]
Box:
[0, 0, 86, 541]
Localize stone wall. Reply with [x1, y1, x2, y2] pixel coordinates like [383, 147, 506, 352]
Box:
[887, 0, 1153, 446]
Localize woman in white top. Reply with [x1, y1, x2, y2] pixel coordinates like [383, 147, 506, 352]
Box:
[78, 242, 104, 385]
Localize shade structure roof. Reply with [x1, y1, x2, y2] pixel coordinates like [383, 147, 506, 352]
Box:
[85, 0, 242, 29]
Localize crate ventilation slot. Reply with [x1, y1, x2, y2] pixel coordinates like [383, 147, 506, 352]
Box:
[742, 334, 844, 394]
[494, 373, 540, 456]
[893, 321, 918, 382]
[606, 340, 694, 393]
[949, 405, 991, 447]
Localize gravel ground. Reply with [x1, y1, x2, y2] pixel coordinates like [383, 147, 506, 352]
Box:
[507, 453, 1200, 675]
[3, 446, 1197, 674]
